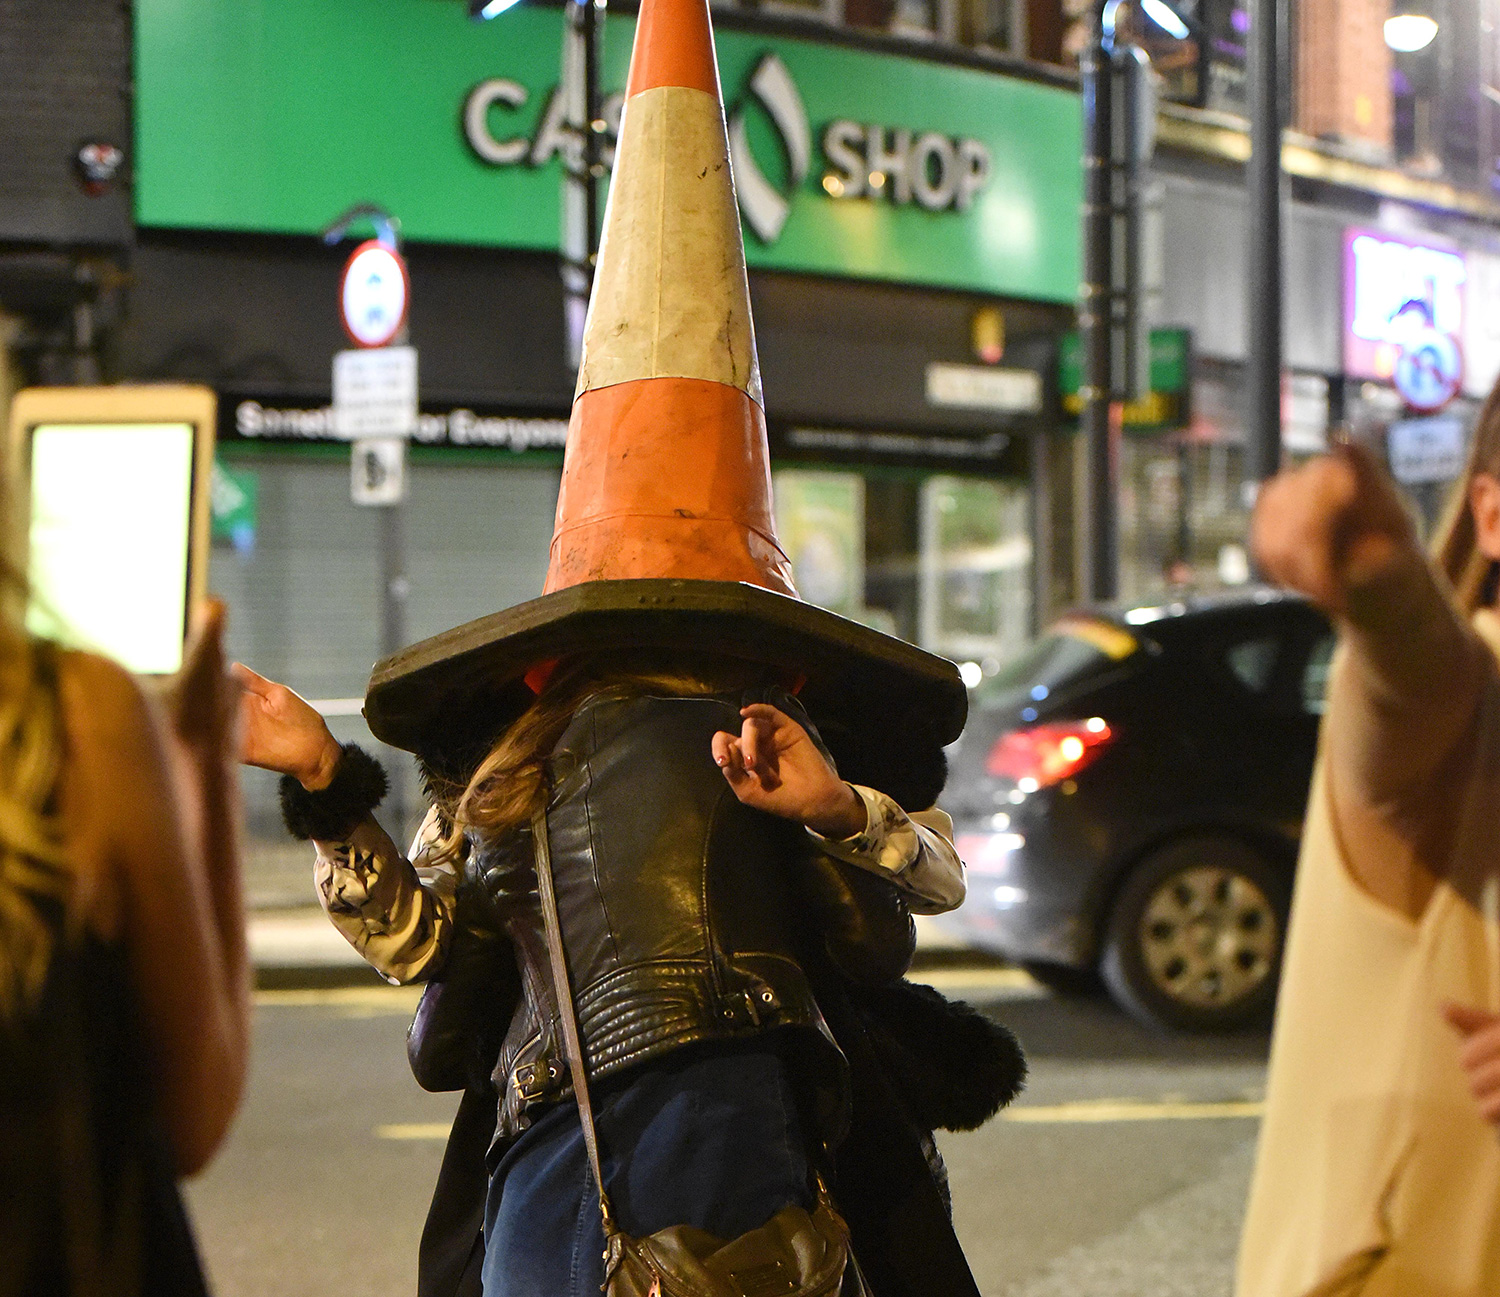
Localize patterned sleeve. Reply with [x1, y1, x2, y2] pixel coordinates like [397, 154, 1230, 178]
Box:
[807, 785, 967, 916]
[313, 805, 459, 985]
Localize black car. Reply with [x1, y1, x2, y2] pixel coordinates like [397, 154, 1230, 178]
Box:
[939, 588, 1334, 1031]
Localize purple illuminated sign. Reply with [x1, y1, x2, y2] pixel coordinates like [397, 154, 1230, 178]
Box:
[1343, 228, 1466, 382]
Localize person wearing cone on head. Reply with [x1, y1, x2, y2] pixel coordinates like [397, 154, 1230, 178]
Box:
[236, 0, 1021, 1292]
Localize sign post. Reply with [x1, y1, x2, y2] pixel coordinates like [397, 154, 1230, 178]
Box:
[326, 207, 415, 834]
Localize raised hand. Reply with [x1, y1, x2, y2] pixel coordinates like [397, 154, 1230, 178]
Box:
[1251, 443, 1417, 616]
[710, 703, 864, 839]
[231, 662, 342, 790]
[1444, 1002, 1500, 1125]
[164, 599, 241, 763]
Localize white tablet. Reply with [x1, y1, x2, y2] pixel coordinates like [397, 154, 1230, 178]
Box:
[9, 386, 216, 676]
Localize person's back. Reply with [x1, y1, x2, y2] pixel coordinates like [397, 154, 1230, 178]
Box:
[0, 908, 207, 1294]
[0, 609, 248, 1297]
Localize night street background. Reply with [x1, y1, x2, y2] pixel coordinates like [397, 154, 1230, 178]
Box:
[187, 963, 1267, 1297]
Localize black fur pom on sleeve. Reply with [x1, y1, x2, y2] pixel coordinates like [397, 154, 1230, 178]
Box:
[848, 978, 1027, 1131]
[278, 744, 389, 841]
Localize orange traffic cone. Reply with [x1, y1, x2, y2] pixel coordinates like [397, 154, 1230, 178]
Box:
[364, 0, 965, 806]
[546, 0, 793, 597]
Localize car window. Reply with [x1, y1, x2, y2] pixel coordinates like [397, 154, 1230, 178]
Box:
[1302, 633, 1336, 715]
[1226, 636, 1279, 693]
[975, 619, 1138, 707]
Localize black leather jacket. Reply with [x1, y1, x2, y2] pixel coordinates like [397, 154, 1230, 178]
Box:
[441, 689, 917, 1146]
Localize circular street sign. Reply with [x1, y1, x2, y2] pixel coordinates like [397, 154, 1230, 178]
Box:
[339, 241, 410, 348]
[1394, 327, 1463, 413]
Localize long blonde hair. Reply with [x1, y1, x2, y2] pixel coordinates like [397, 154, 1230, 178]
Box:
[1434, 380, 1500, 615]
[0, 563, 69, 1024]
[428, 650, 771, 867]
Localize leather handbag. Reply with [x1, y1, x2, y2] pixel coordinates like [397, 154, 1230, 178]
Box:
[529, 809, 864, 1297]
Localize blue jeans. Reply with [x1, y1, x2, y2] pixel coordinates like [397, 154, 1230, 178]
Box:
[481, 1046, 814, 1297]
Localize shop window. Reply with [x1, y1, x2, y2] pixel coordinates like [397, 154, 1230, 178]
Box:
[1059, 0, 1090, 62]
[864, 477, 922, 642]
[736, 0, 842, 21]
[781, 470, 1033, 671]
[917, 475, 1032, 668]
[773, 470, 867, 620]
[1117, 435, 1251, 603]
[889, 0, 958, 40]
[961, 0, 1027, 53]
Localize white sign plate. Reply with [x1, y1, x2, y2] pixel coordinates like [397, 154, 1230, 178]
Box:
[925, 363, 1043, 414]
[1388, 415, 1467, 485]
[333, 346, 418, 439]
[350, 436, 407, 506]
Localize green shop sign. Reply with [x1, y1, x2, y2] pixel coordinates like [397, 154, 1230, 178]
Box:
[134, 1, 1081, 303]
[1059, 328, 1192, 432]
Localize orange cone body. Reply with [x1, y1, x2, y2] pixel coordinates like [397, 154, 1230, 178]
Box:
[544, 0, 796, 597]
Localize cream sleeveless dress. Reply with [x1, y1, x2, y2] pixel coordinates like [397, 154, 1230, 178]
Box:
[1236, 615, 1500, 1296]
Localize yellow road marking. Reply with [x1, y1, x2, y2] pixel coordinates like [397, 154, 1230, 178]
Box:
[910, 968, 1041, 992]
[377, 1123, 454, 1141]
[1003, 1099, 1264, 1123]
[255, 986, 423, 1015]
[374, 1098, 1264, 1141]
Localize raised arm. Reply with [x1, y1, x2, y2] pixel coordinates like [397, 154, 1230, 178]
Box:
[711, 701, 965, 915]
[303, 799, 457, 984]
[1252, 445, 1493, 914]
[61, 609, 250, 1176]
[808, 790, 966, 916]
[236, 664, 456, 982]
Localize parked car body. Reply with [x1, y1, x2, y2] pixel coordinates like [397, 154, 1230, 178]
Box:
[940, 588, 1334, 1031]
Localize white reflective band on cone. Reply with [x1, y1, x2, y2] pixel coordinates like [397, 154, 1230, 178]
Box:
[576, 84, 762, 404]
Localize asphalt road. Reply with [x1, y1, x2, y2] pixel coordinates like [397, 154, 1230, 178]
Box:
[185, 967, 1268, 1297]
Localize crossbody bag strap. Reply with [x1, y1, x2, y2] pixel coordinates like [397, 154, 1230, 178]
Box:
[530, 808, 617, 1236]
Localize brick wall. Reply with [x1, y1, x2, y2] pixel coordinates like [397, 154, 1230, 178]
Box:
[1296, 0, 1394, 152]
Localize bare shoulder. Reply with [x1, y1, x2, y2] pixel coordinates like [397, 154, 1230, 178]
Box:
[55, 649, 171, 806]
[49, 651, 175, 936]
[58, 649, 155, 737]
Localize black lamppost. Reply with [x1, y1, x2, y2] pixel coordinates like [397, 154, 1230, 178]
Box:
[1079, 0, 1164, 601]
[1079, 8, 1117, 602]
[1245, 0, 1284, 486]
[475, 0, 606, 368]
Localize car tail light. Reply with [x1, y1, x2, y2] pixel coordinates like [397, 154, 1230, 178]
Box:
[986, 717, 1114, 788]
[956, 831, 1025, 876]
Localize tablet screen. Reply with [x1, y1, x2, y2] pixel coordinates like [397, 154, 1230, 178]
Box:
[26, 422, 197, 675]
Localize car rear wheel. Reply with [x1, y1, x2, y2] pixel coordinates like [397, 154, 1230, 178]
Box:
[1100, 835, 1288, 1032]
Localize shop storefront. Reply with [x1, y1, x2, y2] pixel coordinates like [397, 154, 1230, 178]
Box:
[127, 0, 1081, 865]
[1112, 161, 1500, 602]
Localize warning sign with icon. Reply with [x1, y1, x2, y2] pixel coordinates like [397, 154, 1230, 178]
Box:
[351, 436, 406, 506]
[1394, 327, 1464, 413]
[339, 241, 410, 349]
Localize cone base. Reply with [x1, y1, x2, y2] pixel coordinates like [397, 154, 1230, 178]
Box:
[364, 578, 967, 812]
